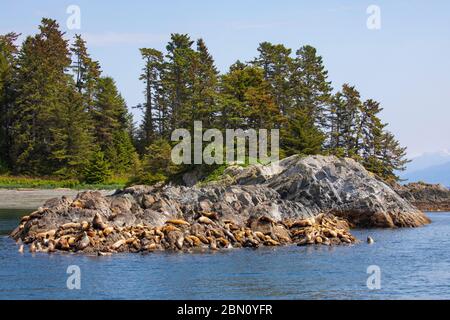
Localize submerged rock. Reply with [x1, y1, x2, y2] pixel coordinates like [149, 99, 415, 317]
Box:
[11, 155, 430, 254]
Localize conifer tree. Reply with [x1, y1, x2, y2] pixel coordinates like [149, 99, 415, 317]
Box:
[106, 130, 139, 175]
[83, 150, 112, 184]
[378, 131, 409, 181]
[281, 108, 324, 157]
[92, 76, 129, 149]
[11, 18, 74, 174]
[138, 48, 164, 151]
[164, 33, 196, 131]
[0, 32, 19, 171]
[291, 45, 332, 129]
[71, 34, 101, 112]
[253, 42, 292, 116]
[50, 87, 94, 177]
[327, 84, 362, 157]
[191, 38, 219, 128]
[219, 62, 281, 130]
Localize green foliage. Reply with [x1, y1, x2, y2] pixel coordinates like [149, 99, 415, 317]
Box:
[0, 175, 125, 190]
[133, 138, 180, 185]
[83, 151, 112, 184]
[0, 20, 410, 186]
[11, 18, 73, 175]
[282, 108, 324, 157]
[105, 130, 139, 175]
[92, 76, 130, 149]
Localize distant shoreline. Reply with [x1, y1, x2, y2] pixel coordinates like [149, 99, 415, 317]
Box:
[0, 189, 114, 210]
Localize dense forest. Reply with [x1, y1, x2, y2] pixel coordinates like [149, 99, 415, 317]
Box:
[0, 18, 408, 186]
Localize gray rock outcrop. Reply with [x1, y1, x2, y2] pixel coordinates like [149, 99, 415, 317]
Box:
[11, 155, 430, 254]
[394, 182, 450, 212]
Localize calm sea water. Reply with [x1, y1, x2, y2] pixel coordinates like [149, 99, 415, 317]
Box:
[1, 208, 449, 300]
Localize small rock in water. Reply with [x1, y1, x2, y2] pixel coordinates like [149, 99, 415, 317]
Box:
[367, 236, 374, 244]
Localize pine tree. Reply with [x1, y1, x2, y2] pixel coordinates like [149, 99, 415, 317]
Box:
[281, 108, 324, 157]
[358, 99, 386, 168]
[83, 150, 112, 184]
[378, 131, 410, 181]
[191, 38, 219, 128]
[71, 34, 101, 112]
[327, 84, 362, 157]
[92, 76, 129, 149]
[164, 33, 196, 131]
[291, 45, 332, 129]
[11, 18, 74, 175]
[219, 62, 281, 130]
[106, 130, 139, 175]
[138, 48, 164, 151]
[138, 138, 180, 184]
[50, 87, 94, 177]
[252, 42, 292, 116]
[0, 32, 19, 171]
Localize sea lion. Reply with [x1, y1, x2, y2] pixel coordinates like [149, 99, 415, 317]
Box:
[47, 240, 56, 253]
[201, 211, 219, 220]
[77, 232, 90, 250]
[198, 216, 214, 225]
[61, 222, 81, 230]
[103, 226, 114, 236]
[81, 221, 90, 231]
[166, 219, 190, 226]
[162, 225, 180, 233]
[93, 213, 108, 230]
[146, 243, 157, 251]
[289, 219, 313, 228]
[112, 239, 126, 250]
[264, 238, 279, 246]
[176, 235, 184, 250]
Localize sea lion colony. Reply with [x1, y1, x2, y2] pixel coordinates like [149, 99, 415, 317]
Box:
[12, 210, 357, 255]
[11, 155, 433, 255]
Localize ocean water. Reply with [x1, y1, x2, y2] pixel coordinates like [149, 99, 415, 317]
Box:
[1, 208, 449, 300]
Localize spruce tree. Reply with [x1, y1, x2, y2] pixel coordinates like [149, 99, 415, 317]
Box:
[0, 32, 19, 171]
[92, 76, 129, 149]
[281, 108, 324, 157]
[71, 34, 101, 112]
[291, 45, 332, 129]
[50, 86, 94, 177]
[138, 48, 164, 151]
[191, 38, 219, 128]
[327, 84, 362, 157]
[11, 18, 74, 174]
[83, 150, 112, 184]
[252, 42, 292, 116]
[164, 33, 196, 131]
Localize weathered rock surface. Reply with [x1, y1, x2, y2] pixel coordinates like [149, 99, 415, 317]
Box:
[11, 155, 430, 254]
[394, 182, 450, 212]
[216, 155, 430, 228]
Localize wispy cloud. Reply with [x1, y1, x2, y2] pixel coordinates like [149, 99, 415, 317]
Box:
[79, 32, 167, 47]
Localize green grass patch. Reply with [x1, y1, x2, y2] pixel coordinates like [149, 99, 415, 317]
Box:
[0, 175, 127, 190]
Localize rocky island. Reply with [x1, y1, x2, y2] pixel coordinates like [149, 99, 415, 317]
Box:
[11, 155, 431, 255]
[394, 181, 450, 212]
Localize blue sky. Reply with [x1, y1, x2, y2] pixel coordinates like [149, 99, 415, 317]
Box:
[1, 0, 449, 156]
